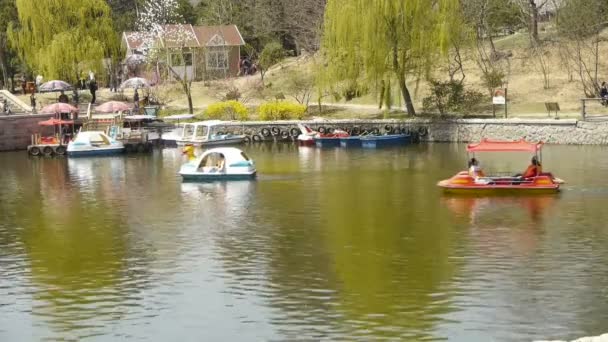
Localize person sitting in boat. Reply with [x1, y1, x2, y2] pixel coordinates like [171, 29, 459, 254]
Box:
[516, 156, 542, 179]
[182, 144, 196, 161]
[217, 154, 225, 171]
[468, 158, 485, 178]
[469, 158, 492, 184]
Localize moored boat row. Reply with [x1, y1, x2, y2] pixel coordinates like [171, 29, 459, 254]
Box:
[296, 123, 413, 148]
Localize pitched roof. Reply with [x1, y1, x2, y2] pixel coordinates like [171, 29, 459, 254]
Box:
[123, 31, 153, 50]
[193, 25, 245, 46]
[123, 24, 244, 50]
[160, 24, 200, 48]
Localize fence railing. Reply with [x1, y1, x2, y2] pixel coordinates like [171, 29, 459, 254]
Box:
[580, 98, 608, 120]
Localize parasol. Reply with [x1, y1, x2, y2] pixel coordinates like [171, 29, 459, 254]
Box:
[96, 101, 132, 113]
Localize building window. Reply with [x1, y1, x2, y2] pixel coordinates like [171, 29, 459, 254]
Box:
[207, 49, 228, 70]
[171, 52, 193, 66]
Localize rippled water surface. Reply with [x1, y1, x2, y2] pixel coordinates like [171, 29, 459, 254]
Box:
[1, 143, 608, 341]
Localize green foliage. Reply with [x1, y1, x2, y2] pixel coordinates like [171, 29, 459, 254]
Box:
[342, 81, 368, 101]
[384, 80, 393, 110]
[257, 101, 307, 120]
[206, 100, 249, 120]
[0, 0, 19, 88]
[320, 0, 461, 115]
[259, 42, 285, 81]
[9, 0, 118, 83]
[461, 0, 521, 36]
[558, 0, 607, 39]
[422, 80, 484, 114]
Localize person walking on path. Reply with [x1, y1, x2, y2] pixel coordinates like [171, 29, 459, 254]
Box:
[20, 75, 27, 94]
[89, 79, 97, 104]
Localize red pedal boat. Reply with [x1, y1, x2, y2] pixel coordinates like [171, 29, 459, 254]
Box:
[438, 139, 565, 195]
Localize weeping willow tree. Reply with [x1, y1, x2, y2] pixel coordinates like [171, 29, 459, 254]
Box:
[8, 0, 119, 83]
[320, 0, 460, 115]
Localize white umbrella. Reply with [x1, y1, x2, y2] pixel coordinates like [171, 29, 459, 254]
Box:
[120, 77, 150, 89]
[39, 80, 73, 93]
[124, 54, 147, 66]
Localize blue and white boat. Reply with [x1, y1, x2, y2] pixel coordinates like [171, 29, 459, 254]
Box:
[176, 120, 245, 147]
[67, 131, 125, 156]
[360, 134, 412, 148]
[179, 147, 256, 181]
[339, 136, 362, 148]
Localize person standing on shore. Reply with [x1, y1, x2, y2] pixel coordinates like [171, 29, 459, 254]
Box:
[30, 93, 36, 112]
[35, 74, 43, 92]
[134, 89, 140, 113]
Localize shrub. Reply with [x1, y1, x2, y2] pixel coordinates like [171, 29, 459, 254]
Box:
[206, 101, 249, 121]
[257, 101, 307, 120]
[422, 80, 485, 114]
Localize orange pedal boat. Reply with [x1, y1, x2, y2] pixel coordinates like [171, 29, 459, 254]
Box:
[438, 139, 564, 195]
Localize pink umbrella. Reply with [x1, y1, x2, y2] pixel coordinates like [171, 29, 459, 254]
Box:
[39, 103, 78, 114]
[96, 101, 131, 113]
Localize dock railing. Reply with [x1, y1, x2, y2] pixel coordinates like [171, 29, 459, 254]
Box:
[580, 98, 608, 120]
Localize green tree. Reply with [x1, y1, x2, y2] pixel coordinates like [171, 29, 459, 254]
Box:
[321, 0, 460, 116]
[0, 0, 19, 90]
[557, 0, 608, 96]
[258, 42, 285, 85]
[9, 0, 119, 84]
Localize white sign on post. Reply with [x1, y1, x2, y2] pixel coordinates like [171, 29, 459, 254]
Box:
[492, 96, 506, 105]
[492, 89, 506, 105]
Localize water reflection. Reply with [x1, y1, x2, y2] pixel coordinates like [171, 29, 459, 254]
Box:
[2, 145, 608, 341]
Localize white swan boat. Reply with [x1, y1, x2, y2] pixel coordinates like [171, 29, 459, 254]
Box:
[67, 131, 125, 157]
[179, 147, 256, 181]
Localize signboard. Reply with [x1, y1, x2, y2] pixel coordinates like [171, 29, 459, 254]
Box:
[492, 89, 506, 105]
[492, 96, 506, 105]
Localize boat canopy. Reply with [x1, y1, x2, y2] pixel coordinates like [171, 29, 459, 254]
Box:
[164, 114, 195, 121]
[123, 115, 157, 121]
[38, 118, 74, 126]
[186, 120, 225, 127]
[466, 139, 544, 153]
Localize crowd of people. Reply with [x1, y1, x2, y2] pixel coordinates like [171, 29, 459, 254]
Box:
[238, 57, 257, 76]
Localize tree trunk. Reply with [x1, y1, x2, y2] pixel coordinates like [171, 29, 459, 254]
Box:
[529, 0, 539, 43]
[392, 44, 415, 116]
[0, 50, 7, 90]
[489, 34, 496, 55]
[378, 79, 385, 110]
[184, 82, 193, 114]
[398, 75, 415, 116]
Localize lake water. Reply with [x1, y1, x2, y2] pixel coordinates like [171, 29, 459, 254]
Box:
[1, 143, 607, 341]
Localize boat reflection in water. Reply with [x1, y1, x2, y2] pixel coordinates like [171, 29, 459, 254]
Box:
[443, 195, 557, 256]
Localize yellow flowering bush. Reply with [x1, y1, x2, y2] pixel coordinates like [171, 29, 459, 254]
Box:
[257, 101, 307, 120]
[206, 101, 249, 120]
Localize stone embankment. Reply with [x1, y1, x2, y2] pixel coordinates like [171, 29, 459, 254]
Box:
[0, 113, 54, 151]
[536, 332, 608, 342]
[221, 118, 608, 145]
[3, 115, 608, 151]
